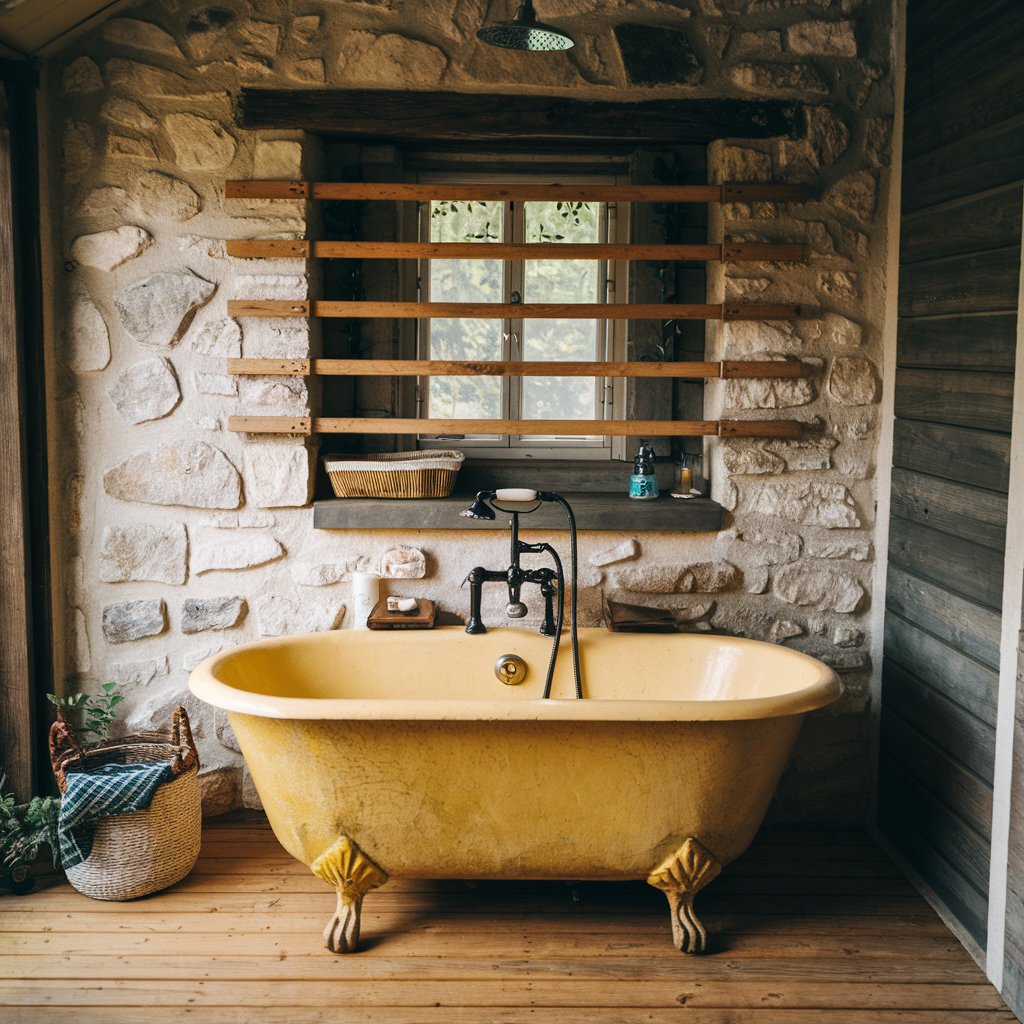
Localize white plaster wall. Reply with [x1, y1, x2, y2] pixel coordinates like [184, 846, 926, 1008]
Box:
[43, 0, 895, 817]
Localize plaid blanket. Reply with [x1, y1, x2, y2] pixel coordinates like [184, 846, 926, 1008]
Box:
[58, 760, 176, 870]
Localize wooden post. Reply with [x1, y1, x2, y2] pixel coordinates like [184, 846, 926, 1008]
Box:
[0, 79, 35, 801]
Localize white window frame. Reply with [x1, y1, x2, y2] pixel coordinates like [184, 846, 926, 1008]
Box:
[415, 170, 629, 461]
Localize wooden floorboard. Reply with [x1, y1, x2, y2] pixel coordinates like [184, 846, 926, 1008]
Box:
[0, 815, 1014, 1022]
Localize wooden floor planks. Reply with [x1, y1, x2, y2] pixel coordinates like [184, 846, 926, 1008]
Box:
[0, 814, 1016, 1023]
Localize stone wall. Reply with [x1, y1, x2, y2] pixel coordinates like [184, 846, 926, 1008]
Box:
[45, 0, 894, 820]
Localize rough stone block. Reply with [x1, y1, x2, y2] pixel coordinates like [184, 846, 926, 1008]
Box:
[71, 225, 152, 272]
[214, 711, 242, 754]
[613, 565, 682, 594]
[806, 537, 872, 561]
[192, 527, 284, 574]
[679, 561, 742, 593]
[64, 290, 110, 372]
[108, 655, 169, 688]
[181, 597, 247, 634]
[104, 18, 184, 58]
[770, 619, 804, 642]
[107, 134, 159, 161]
[241, 767, 263, 810]
[750, 480, 861, 528]
[290, 562, 348, 587]
[786, 20, 857, 57]
[291, 58, 326, 83]
[114, 269, 215, 349]
[102, 598, 166, 644]
[590, 539, 639, 567]
[824, 171, 877, 222]
[254, 139, 303, 178]
[336, 31, 449, 86]
[101, 98, 157, 131]
[725, 377, 816, 409]
[730, 62, 828, 97]
[199, 767, 240, 817]
[829, 356, 880, 406]
[775, 565, 866, 613]
[104, 441, 241, 509]
[380, 547, 427, 579]
[766, 438, 837, 472]
[722, 441, 785, 475]
[134, 171, 201, 222]
[255, 594, 345, 636]
[99, 523, 187, 584]
[242, 441, 312, 508]
[165, 113, 237, 171]
[614, 23, 702, 86]
[193, 321, 243, 362]
[108, 357, 180, 423]
[62, 56, 102, 94]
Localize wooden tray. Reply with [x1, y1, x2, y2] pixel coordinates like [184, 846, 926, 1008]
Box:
[603, 597, 677, 633]
[366, 598, 436, 630]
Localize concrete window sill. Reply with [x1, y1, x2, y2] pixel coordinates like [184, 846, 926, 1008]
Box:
[313, 493, 724, 532]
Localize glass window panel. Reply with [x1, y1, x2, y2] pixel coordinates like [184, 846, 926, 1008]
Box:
[426, 200, 505, 422]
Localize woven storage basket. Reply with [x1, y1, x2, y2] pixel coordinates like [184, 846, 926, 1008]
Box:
[49, 706, 202, 901]
[323, 449, 465, 498]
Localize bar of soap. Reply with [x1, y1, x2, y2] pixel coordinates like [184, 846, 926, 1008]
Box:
[395, 598, 418, 613]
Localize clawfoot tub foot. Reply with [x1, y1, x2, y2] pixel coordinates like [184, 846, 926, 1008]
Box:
[646, 837, 722, 954]
[310, 836, 389, 953]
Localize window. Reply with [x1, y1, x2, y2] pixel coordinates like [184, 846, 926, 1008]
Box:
[416, 173, 626, 458]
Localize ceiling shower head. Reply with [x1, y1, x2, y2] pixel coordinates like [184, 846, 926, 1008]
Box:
[476, 0, 574, 51]
[460, 493, 498, 520]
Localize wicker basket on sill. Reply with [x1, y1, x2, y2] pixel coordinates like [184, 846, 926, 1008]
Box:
[322, 449, 465, 499]
[48, 706, 202, 902]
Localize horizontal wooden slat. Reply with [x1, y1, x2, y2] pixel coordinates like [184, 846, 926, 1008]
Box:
[881, 658, 996, 785]
[900, 113, 1024, 215]
[898, 246, 1021, 317]
[889, 467, 1007, 550]
[876, 800, 989, 951]
[225, 358, 809, 379]
[226, 239, 806, 262]
[227, 416, 808, 438]
[225, 180, 814, 203]
[893, 367, 1014, 432]
[888, 516, 1005, 612]
[884, 611, 999, 726]
[880, 707, 993, 840]
[884, 565, 1002, 671]
[226, 299, 805, 321]
[878, 753, 991, 898]
[896, 312, 1018, 372]
[891, 419, 1010, 493]
[899, 188, 1022, 265]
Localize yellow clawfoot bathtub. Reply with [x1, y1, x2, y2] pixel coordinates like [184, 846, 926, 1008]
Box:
[189, 627, 840, 954]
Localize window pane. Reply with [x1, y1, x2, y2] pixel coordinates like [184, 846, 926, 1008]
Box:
[521, 201, 601, 426]
[427, 200, 504, 423]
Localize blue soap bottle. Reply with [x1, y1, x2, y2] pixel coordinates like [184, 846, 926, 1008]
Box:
[629, 440, 659, 500]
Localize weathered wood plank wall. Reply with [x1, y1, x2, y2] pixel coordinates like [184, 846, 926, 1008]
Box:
[880, 0, 1023, 965]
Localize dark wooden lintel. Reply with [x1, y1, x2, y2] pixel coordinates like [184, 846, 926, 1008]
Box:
[236, 89, 803, 144]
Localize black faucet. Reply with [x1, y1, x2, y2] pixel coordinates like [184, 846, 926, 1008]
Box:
[459, 489, 583, 700]
[463, 510, 559, 636]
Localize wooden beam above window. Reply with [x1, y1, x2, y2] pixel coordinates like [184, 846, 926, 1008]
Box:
[224, 181, 813, 203]
[235, 89, 803, 144]
[226, 300, 806, 321]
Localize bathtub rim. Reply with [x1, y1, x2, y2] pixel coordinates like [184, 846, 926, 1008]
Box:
[188, 627, 842, 723]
